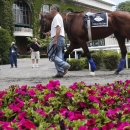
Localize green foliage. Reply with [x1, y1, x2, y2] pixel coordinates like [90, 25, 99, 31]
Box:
[27, 36, 51, 48]
[103, 51, 120, 70]
[0, 28, 11, 64]
[116, 1, 130, 12]
[67, 58, 87, 71]
[91, 50, 103, 70]
[0, 0, 14, 37]
[67, 50, 121, 71]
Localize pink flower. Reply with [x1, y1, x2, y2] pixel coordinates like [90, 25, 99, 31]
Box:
[102, 122, 114, 130]
[15, 85, 27, 95]
[108, 91, 117, 96]
[59, 108, 68, 113]
[8, 104, 21, 112]
[87, 90, 96, 95]
[105, 98, 115, 105]
[28, 89, 36, 97]
[65, 92, 74, 98]
[36, 84, 46, 91]
[86, 119, 96, 126]
[88, 95, 100, 103]
[78, 102, 87, 108]
[18, 119, 36, 129]
[69, 82, 78, 90]
[61, 111, 74, 121]
[0, 110, 4, 118]
[46, 80, 60, 90]
[8, 98, 24, 112]
[89, 108, 98, 114]
[44, 93, 55, 100]
[0, 121, 13, 130]
[0, 91, 7, 98]
[0, 100, 2, 107]
[73, 113, 85, 120]
[29, 97, 38, 104]
[18, 111, 27, 120]
[36, 109, 47, 117]
[79, 126, 88, 130]
[117, 122, 130, 130]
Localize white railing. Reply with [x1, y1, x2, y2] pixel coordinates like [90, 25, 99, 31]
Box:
[68, 44, 130, 70]
[14, 27, 33, 32]
[14, 27, 33, 37]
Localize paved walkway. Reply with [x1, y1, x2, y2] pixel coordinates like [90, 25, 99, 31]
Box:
[0, 58, 130, 90]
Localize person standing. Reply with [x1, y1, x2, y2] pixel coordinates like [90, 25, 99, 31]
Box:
[30, 38, 41, 68]
[45, 4, 70, 78]
[9, 42, 18, 68]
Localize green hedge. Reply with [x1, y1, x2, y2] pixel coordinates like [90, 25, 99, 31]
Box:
[0, 28, 11, 64]
[68, 50, 121, 71]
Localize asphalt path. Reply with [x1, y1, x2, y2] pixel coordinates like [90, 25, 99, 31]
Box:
[0, 58, 130, 90]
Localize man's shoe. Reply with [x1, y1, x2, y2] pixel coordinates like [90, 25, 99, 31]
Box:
[36, 65, 39, 68]
[63, 65, 71, 75]
[52, 74, 63, 78]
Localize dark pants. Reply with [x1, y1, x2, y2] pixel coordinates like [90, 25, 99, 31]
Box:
[10, 53, 17, 67]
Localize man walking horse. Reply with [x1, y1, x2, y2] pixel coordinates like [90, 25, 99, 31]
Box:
[40, 6, 130, 76]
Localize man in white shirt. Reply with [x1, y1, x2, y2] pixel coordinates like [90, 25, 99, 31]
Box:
[45, 4, 70, 78]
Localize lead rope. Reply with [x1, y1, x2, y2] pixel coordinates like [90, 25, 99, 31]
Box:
[47, 45, 58, 61]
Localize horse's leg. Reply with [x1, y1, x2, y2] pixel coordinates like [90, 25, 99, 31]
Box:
[114, 32, 127, 75]
[78, 41, 96, 76]
[64, 41, 77, 60]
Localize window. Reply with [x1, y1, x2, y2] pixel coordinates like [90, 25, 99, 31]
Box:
[13, 1, 30, 25]
[41, 5, 50, 13]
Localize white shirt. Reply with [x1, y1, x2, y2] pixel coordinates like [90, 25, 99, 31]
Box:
[51, 13, 65, 38]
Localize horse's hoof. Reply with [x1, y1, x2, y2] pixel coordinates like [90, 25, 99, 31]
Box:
[114, 71, 119, 75]
[89, 72, 95, 76]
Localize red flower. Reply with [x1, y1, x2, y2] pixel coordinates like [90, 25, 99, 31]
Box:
[44, 93, 55, 100]
[0, 110, 4, 118]
[78, 102, 87, 108]
[105, 98, 115, 105]
[127, 89, 130, 94]
[79, 126, 88, 130]
[88, 95, 100, 103]
[36, 109, 47, 117]
[18, 111, 27, 120]
[18, 119, 36, 130]
[89, 108, 99, 114]
[86, 119, 96, 126]
[28, 89, 36, 97]
[87, 90, 96, 95]
[65, 92, 74, 98]
[46, 80, 60, 90]
[0, 91, 7, 98]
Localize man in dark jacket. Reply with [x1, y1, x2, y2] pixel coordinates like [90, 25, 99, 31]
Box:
[9, 42, 18, 68]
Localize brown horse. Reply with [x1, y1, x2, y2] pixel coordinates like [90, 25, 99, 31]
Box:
[39, 11, 130, 75]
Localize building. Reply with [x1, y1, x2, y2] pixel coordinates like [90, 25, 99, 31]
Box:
[13, 1, 33, 54]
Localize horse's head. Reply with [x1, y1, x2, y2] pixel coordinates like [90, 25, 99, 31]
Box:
[39, 13, 53, 39]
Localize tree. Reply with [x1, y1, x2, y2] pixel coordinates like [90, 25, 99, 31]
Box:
[116, 1, 130, 12]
